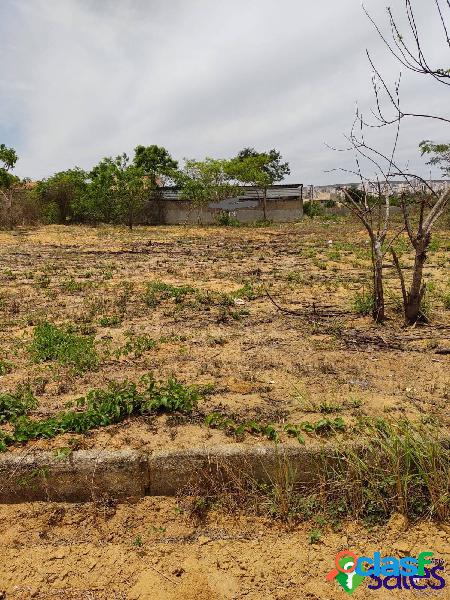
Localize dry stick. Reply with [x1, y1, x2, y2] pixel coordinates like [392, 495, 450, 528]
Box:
[265, 288, 353, 319]
[264, 288, 303, 317]
[147, 564, 177, 586]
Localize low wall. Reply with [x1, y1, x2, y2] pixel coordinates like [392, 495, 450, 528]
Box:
[156, 197, 303, 225]
[0, 444, 342, 503]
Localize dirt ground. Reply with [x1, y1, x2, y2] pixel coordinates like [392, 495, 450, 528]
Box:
[0, 219, 449, 452]
[0, 219, 449, 599]
[0, 497, 449, 599]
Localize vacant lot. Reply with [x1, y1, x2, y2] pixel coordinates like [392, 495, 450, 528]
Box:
[0, 218, 449, 599]
[0, 218, 449, 453]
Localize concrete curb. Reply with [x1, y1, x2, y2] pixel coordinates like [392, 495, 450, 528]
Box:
[0, 443, 342, 503]
[0, 449, 148, 503]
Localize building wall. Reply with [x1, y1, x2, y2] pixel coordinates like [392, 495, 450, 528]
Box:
[155, 197, 303, 225]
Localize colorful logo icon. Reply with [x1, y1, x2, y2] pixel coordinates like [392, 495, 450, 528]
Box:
[326, 550, 365, 594]
[326, 550, 445, 594]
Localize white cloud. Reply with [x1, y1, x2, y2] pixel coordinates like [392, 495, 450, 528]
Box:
[0, 0, 448, 183]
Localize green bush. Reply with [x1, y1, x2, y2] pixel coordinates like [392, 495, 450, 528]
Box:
[216, 211, 240, 227]
[352, 290, 373, 315]
[0, 375, 203, 451]
[0, 385, 37, 424]
[303, 202, 325, 218]
[29, 322, 98, 373]
[144, 281, 196, 307]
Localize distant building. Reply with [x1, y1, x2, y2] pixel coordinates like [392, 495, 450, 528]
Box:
[152, 184, 304, 224]
[307, 180, 450, 200]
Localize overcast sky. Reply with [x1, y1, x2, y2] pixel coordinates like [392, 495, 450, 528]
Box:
[1, 0, 448, 184]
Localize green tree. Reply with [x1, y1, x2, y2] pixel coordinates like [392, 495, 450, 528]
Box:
[419, 141, 450, 178]
[231, 148, 290, 219]
[133, 145, 178, 186]
[0, 144, 19, 228]
[0, 144, 18, 185]
[89, 154, 150, 229]
[87, 158, 122, 223]
[35, 168, 88, 224]
[175, 158, 239, 217]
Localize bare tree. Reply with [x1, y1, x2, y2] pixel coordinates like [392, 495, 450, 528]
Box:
[335, 0, 449, 325]
[392, 186, 449, 324]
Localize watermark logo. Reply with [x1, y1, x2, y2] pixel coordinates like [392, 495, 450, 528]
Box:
[326, 550, 365, 594]
[327, 550, 446, 595]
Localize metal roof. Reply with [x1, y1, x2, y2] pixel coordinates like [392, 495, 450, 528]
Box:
[160, 184, 303, 202]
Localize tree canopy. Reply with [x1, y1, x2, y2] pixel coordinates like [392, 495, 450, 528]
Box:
[419, 141, 450, 178]
[234, 147, 290, 185]
[0, 143, 18, 189]
[35, 168, 88, 224]
[175, 158, 239, 207]
[1, 143, 293, 227]
[133, 145, 178, 186]
[88, 154, 151, 228]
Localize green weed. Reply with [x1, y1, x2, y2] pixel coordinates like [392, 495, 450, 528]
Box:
[29, 322, 98, 373]
[144, 281, 196, 307]
[0, 375, 203, 450]
[204, 413, 345, 442]
[216, 212, 240, 227]
[308, 529, 322, 544]
[34, 273, 51, 289]
[99, 315, 122, 327]
[116, 332, 157, 358]
[0, 359, 12, 375]
[352, 289, 373, 315]
[0, 384, 37, 424]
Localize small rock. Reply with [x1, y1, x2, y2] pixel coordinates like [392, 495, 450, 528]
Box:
[197, 535, 210, 545]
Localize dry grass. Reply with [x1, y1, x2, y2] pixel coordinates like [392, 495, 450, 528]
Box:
[0, 218, 448, 453]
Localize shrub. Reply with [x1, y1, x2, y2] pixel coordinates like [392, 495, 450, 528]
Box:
[352, 289, 373, 315]
[29, 322, 98, 373]
[216, 211, 240, 227]
[144, 281, 196, 307]
[303, 201, 325, 218]
[0, 385, 37, 424]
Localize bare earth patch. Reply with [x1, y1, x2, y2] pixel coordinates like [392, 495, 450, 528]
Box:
[0, 497, 449, 599]
[0, 220, 449, 452]
[0, 220, 449, 598]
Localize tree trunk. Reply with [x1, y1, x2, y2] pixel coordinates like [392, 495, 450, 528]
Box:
[372, 241, 385, 323]
[405, 240, 428, 324]
[262, 188, 267, 221]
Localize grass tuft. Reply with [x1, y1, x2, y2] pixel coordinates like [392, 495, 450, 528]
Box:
[29, 322, 98, 373]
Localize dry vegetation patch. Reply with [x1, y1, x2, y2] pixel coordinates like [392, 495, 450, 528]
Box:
[0, 219, 448, 454]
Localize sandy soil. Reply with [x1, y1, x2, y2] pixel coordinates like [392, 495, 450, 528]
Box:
[0, 497, 449, 599]
[0, 220, 449, 599]
[0, 220, 449, 453]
